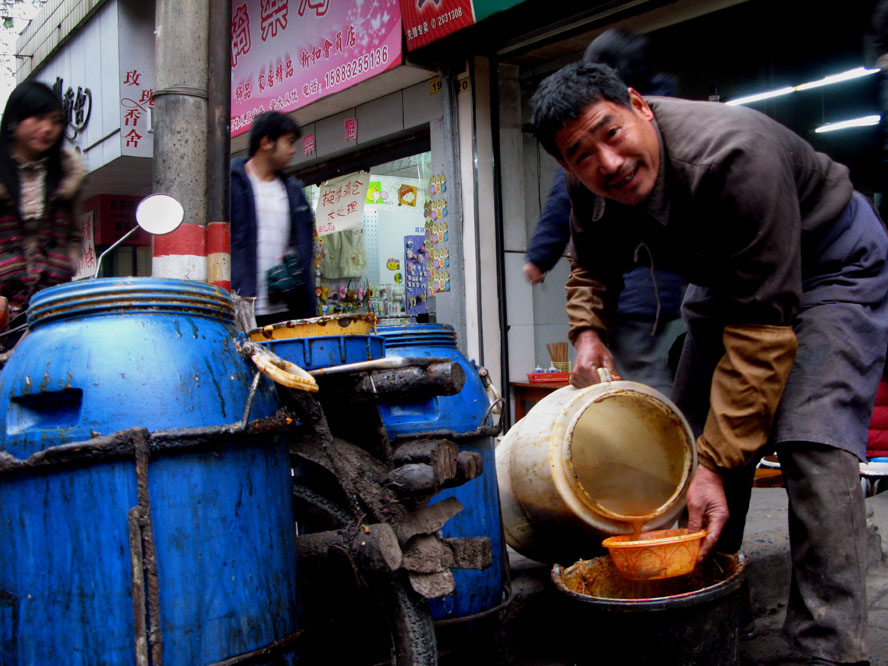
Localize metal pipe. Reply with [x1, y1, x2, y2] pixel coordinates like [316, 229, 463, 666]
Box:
[94, 225, 139, 278]
[308, 355, 451, 376]
[207, 0, 232, 291]
[488, 57, 511, 428]
[440, 64, 468, 354]
[468, 57, 485, 367]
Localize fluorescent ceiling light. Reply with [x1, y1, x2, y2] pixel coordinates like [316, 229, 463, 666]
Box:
[726, 66, 880, 106]
[814, 114, 881, 133]
[725, 87, 794, 106]
[795, 67, 878, 91]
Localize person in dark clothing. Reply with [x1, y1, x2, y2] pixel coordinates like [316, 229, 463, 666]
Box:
[231, 111, 316, 326]
[523, 170, 572, 283]
[868, 0, 888, 220]
[523, 29, 685, 393]
[530, 61, 888, 666]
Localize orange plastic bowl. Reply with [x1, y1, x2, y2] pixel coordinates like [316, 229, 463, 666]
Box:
[601, 528, 706, 580]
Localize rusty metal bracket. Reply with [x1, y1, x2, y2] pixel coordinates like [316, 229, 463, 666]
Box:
[127, 429, 163, 666]
[0, 411, 299, 475]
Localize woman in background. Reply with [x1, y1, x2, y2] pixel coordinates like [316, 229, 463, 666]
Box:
[0, 80, 85, 351]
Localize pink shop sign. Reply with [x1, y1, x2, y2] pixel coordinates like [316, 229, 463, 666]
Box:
[230, 0, 403, 137]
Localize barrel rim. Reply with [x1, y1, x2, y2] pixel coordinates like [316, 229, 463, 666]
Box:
[26, 277, 234, 327]
[376, 323, 458, 345]
[550, 551, 748, 608]
[562, 381, 697, 525]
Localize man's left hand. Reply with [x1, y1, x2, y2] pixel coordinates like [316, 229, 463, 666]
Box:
[686, 464, 729, 561]
[523, 262, 545, 284]
[571, 328, 618, 387]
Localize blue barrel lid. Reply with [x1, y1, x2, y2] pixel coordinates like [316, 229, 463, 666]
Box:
[377, 323, 457, 349]
[27, 277, 234, 328]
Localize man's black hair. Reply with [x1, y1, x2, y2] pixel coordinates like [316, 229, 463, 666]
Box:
[248, 111, 302, 157]
[529, 61, 631, 159]
[0, 80, 65, 207]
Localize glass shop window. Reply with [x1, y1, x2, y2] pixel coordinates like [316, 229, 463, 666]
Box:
[304, 151, 450, 325]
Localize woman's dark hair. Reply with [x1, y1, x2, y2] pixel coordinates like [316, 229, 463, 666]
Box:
[529, 61, 631, 159]
[0, 80, 66, 206]
[248, 111, 302, 157]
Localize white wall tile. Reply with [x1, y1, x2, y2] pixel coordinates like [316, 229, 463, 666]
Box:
[504, 251, 533, 326]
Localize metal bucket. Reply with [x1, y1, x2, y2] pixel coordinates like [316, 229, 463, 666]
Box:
[377, 324, 507, 622]
[552, 552, 747, 666]
[496, 380, 696, 564]
[0, 278, 299, 666]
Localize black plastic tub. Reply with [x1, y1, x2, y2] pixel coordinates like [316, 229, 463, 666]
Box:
[551, 552, 747, 666]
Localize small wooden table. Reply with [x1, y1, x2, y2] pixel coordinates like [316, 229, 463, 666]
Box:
[753, 468, 783, 487]
[511, 381, 569, 421]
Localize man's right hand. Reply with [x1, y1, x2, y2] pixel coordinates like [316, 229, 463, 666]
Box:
[523, 262, 545, 284]
[686, 463, 730, 561]
[571, 329, 617, 387]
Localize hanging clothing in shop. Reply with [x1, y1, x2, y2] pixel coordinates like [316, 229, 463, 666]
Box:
[320, 228, 367, 278]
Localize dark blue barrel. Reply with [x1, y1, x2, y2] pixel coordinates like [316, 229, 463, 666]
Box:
[377, 324, 489, 437]
[252, 332, 385, 370]
[249, 315, 384, 370]
[0, 278, 298, 666]
[377, 324, 507, 621]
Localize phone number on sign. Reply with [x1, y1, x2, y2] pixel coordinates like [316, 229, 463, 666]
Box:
[324, 47, 389, 89]
[433, 6, 463, 26]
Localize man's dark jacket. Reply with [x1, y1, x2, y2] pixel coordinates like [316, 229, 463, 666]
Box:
[528, 167, 684, 320]
[230, 157, 316, 317]
[564, 96, 868, 471]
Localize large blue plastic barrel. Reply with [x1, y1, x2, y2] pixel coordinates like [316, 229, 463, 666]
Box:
[377, 324, 507, 621]
[377, 324, 489, 437]
[0, 278, 298, 666]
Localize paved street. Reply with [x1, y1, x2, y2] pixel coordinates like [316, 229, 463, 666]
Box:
[439, 489, 888, 666]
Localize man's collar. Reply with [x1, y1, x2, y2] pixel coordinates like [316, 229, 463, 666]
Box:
[643, 118, 670, 226]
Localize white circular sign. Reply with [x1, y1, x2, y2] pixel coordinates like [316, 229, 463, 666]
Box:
[135, 194, 184, 235]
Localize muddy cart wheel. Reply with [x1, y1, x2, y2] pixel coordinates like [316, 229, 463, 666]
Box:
[293, 483, 438, 665]
[376, 571, 438, 666]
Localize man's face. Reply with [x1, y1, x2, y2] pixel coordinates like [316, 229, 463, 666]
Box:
[554, 89, 660, 207]
[267, 132, 298, 170]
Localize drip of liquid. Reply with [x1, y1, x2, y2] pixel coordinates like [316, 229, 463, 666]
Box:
[626, 516, 647, 541]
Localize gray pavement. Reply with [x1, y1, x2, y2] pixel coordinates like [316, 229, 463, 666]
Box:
[736, 489, 888, 666]
[438, 489, 888, 666]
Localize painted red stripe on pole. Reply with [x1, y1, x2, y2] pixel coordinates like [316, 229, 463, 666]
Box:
[153, 222, 207, 257]
[207, 221, 230, 254]
[207, 221, 231, 291]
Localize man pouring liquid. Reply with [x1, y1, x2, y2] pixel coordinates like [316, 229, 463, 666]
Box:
[530, 61, 888, 666]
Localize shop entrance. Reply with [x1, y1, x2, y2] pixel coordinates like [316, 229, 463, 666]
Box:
[296, 134, 450, 326]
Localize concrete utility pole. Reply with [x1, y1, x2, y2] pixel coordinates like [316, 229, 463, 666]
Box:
[151, 0, 210, 279]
